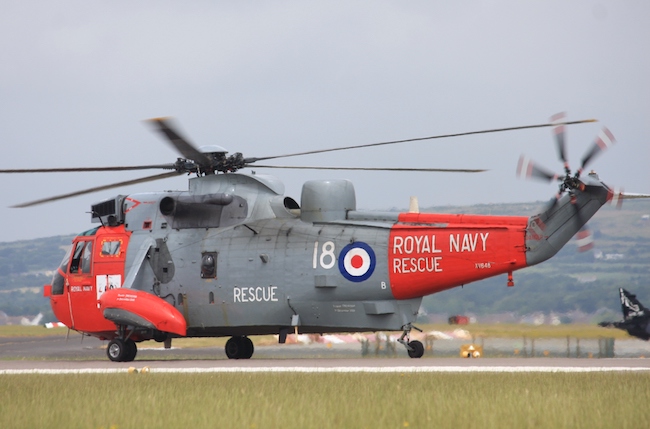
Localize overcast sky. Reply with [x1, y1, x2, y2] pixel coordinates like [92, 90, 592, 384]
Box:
[1, 1, 648, 242]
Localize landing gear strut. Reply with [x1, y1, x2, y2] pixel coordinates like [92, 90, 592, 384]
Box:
[106, 326, 138, 362]
[398, 323, 424, 359]
[225, 336, 254, 359]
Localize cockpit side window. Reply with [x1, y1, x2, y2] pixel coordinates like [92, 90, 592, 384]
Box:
[69, 242, 84, 273]
[81, 242, 92, 273]
[51, 247, 72, 295]
[70, 241, 93, 274]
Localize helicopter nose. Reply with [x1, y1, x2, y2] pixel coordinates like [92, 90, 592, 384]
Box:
[46, 270, 73, 327]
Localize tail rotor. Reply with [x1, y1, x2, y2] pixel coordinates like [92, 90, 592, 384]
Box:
[517, 113, 617, 213]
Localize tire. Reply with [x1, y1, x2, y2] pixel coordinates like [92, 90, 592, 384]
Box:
[225, 336, 242, 359]
[123, 339, 138, 362]
[107, 339, 126, 362]
[153, 330, 168, 343]
[407, 340, 424, 358]
[241, 336, 254, 359]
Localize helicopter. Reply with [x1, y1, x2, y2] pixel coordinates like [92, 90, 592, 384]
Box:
[2, 114, 646, 362]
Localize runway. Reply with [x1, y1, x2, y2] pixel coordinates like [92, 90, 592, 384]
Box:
[2, 334, 650, 374]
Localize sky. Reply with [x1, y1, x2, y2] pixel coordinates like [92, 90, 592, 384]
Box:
[0, 1, 648, 242]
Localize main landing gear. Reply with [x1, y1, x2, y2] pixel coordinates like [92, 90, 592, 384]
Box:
[107, 338, 138, 362]
[225, 336, 254, 359]
[398, 323, 424, 358]
[106, 325, 138, 362]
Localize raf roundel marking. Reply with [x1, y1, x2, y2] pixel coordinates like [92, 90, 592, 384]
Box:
[338, 242, 376, 282]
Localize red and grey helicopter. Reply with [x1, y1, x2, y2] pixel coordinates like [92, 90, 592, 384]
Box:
[2, 114, 645, 361]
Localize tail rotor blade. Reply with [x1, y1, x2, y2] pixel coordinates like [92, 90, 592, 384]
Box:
[517, 155, 558, 182]
[575, 226, 595, 252]
[580, 127, 616, 172]
[607, 186, 625, 209]
[550, 112, 569, 172]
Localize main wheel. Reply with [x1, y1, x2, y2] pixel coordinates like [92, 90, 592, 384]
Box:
[153, 330, 168, 343]
[123, 339, 138, 362]
[225, 336, 243, 359]
[240, 336, 254, 359]
[407, 340, 424, 358]
[107, 339, 126, 362]
[225, 336, 255, 359]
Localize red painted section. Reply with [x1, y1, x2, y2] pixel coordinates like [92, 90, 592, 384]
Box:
[99, 289, 187, 337]
[48, 269, 73, 328]
[388, 212, 529, 299]
[48, 225, 132, 338]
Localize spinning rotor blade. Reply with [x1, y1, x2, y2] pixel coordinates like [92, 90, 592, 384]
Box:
[252, 165, 487, 173]
[550, 112, 570, 172]
[246, 118, 597, 163]
[517, 155, 558, 182]
[11, 171, 181, 208]
[580, 127, 616, 172]
[147, 117, 212, 167]
[575, 227, 595, 252]
[4, 115, 598, 208]
[606, 188, 650, 208]
[617, 192, 650, 200]
[0, 164, 176, 173]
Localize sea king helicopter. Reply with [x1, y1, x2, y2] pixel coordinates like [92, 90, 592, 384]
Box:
[3, 113, 646, 362]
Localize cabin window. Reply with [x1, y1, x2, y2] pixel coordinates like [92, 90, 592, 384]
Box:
[101, 240, 122, 256]
[209, 292, 215, 304]
[200, 252, 217, 279]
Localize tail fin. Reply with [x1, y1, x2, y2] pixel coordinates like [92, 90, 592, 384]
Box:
[620, 288, 646, 320]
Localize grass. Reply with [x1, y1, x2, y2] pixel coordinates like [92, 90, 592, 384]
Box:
[1, 372, 649, 429]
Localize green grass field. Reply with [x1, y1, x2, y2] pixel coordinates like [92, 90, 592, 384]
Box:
[1, 372, 648, 429]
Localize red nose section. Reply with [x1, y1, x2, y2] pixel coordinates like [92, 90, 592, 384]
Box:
[99, 289, 187, 337]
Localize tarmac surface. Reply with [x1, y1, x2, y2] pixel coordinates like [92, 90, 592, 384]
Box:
[2, 334, 650, 373]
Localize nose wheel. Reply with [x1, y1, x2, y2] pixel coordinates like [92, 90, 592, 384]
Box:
[225, 336, 254, 359]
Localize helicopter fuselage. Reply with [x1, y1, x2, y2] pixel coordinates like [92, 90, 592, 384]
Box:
[43, 171, 611, 360]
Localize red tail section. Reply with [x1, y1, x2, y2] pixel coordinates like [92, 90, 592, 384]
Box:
[388, 213, 528, 299]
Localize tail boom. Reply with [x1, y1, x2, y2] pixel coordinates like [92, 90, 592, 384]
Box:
[525, 172, 610, 266]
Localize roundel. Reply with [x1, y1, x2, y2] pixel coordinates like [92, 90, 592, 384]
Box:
[338, 242, 376, 282]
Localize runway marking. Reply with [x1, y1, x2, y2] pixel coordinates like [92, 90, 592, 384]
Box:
[2, 366, 650, 375]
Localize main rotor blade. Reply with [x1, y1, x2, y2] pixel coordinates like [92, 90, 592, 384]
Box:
[11, 171, 181, 208]
[251, 165, 487, 173]
[245, 118, 597, 163]
[619, 192, 650, 199]
[147, 117, 212, 167]
[0, 164, 176, 173]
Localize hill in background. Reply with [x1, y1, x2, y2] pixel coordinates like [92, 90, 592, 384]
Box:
[1, 200, 648, 324]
